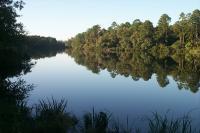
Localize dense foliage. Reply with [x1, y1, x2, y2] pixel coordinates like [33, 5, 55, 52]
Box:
[0, 0, 65, 55]
[22, 36, 65, 59]
[67, 9, 200, 55]
[0, 0, 25, 42]
[66, 9, 200, 93]
[0, 0, 65, 78]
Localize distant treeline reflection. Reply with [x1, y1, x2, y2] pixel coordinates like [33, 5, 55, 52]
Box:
[66, 9, 200, 93]
[0, 36, 65, 79]
[66, 48, 200, 93]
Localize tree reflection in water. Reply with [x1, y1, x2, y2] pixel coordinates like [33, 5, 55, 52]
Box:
[67, 48, 200, 93]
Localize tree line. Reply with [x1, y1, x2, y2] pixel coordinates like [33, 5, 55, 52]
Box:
[66, 9, 200, 93]
[67, 9, 200, 54]
[0, 0, 65, 51]
[0, 0, 65, 79]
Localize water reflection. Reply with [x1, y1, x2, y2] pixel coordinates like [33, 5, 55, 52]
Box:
[0, 41, 199, 132]
[66, 48, 200, 93]
[0, 48, 33, 79]
[0, 42, 67, 132]
[0, 42, 64, 79]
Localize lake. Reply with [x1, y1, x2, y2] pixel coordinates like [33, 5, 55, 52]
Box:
[21, 52, 200, 127]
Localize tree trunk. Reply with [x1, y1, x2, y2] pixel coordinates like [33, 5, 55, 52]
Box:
[196, 24, 198, 45]
[183, 34, 185, 47]
[180, 35, 182, 48]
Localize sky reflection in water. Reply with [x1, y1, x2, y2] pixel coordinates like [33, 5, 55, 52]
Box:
[22, 53, 200, 125]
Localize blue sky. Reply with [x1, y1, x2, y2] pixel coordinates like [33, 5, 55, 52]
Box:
[19, 0, 200, 40]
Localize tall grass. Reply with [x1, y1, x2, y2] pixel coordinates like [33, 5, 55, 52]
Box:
[81, 108, 111, 133]
[22, 98, 199, 133]
[33, 98, 78, 133]
[147, 112, 194, 133]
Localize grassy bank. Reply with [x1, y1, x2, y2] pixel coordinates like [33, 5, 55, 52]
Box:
[2, 97, 198, 133]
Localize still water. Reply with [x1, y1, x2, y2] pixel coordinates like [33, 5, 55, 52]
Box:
[22, 53, 200, 124]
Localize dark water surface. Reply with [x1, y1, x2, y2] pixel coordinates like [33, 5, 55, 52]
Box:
[21, 53, 200, 126]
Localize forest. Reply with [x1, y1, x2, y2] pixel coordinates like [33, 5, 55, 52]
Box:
[1, 0, 200, 132]
[66, 9, 200, 93]
[67, 9, 200, 58]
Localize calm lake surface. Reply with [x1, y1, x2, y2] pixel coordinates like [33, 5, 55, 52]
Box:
[22, 53, 200, 125]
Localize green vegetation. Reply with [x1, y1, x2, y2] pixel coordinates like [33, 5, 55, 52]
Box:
[0, 0, 25, 42]
[0, 52, 199, 133]
[67, 9, 200, 56]
[81, 109, 111, 133]
[22, 36, 65, 59]
[0, 80, 198, 133]
[34, 98, 78, 133]
[1, 1, 199, 132]
[147, 113, 194, 133]
[0, 1, 65, 79]
[0, 0, 65, 58]
[0, 79, 33, 133]
[66, 9, 200, 93]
